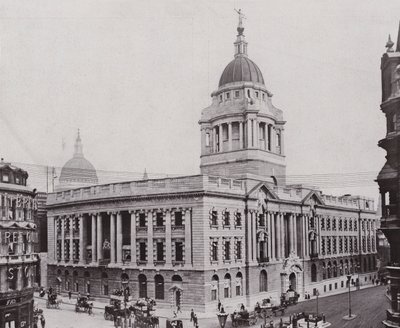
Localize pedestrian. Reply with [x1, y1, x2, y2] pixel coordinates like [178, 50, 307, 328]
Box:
[190, 309, 195, 322]
[220, 306, 225, 314]
[177, 304, 181, 313]
[240, 303, 245, 311]
[218, 299, 221, 312]
[78, 292, 81, 299]
[88, 303, 93, 316]
[40, 315, 45, 328]
[193, 314, 198, 327]
[68, 290, 72, 300]
[87, 292, 90, 300]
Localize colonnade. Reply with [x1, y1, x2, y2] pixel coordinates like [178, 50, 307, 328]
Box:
[53, 208, 192, 267]
[207, 118, 283, 154]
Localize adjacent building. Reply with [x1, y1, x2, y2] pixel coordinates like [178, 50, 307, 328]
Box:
[46, 17, 378, 312]
[377, 24, 400, 328]
[0, 160, 39, 328]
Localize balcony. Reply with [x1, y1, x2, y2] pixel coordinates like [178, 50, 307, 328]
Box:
[172, 260, 184, 266]
[154, 260, 166, 266]
[136, 227, 147, 233]
[153, 226, 165, 233]
[310, 253, 319, 259]
[257, 257, 269, 264]
[98, 259, 110, 267]
[172, 225, 184, 231]
[137, 260, 147, 265]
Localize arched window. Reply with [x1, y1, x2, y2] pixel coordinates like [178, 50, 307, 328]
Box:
[73, 271, 79, 292]
[155, 275, 164, 300]
[259, 270, 268, 292]
[333, 261, 338, 277]
[121, 273, 129, 285]
[235, 272, 243, 296]
[172, 275, 182, 282]
[339, 260, 344, 276]
[345, 260, 349, 274]
[363, 258, 367, 273]
[211, 275, 219, 301]
[65, 270, 70, 291]
[84, 271, 90, 294]
[327, 262, 332, 278]
[322, 262, 326, 279]
[224, 273, 231, 298]
[139, 274, 147, 298]
[311, 264, 317, 282]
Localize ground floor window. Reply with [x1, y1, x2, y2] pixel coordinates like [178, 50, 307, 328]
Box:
[211, 289, 217, 301]
[74, 282, 79, 292]
[236, 285, 241, 296]
[224, 287, 229, 298]
[103, 284, 109, 295]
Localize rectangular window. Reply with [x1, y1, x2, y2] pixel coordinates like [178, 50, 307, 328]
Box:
[236, 240, 242, 259]
[255, 91, 259, 98]
[225, 241, 231, 260]
[223, 211, 230, 226]
[212, 241, 218, 261]
[139, 242, 147, 261]
[224, 287, 229, 298]
[236, 285, 241, 296]
[156, 212, 164, 227]
[235, 90, 240, 98]
[205, 133, 210, 147]
[219, 95, 223, 102]
[226, 92, 230, 99]
[156, 242, 164, 261]
[2, 174, 9, 183]
[174, 212, 183, 226]
[139, 213, 146, 227]
[258, 214, 265, 227]
[211, 211, 218, 226]
[262, 93, 265, 101]
[235, 212, 242, 227]
[211, 289, 217, 301]
[175, 242, 183, 262]
[103, 285, 109, 295]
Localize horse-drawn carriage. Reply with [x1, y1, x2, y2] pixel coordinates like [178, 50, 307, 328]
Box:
[280, 290, 299, 306]
[75, 296, 91, 313]
[46, 292, 61, 309]
[104, 295, 131, 321]
[132, 298, 159, 328]
[231, 310, 258, 327]
[166, 319, 183, 328]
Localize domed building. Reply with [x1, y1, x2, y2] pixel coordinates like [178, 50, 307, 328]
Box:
[199, 17, 286, 184]
[46, 14, 378, 313]
[57, 131, 98, 191]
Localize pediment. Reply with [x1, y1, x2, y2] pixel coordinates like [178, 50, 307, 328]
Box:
[247, 182, 279, 201]
[302, 190, 325, 206]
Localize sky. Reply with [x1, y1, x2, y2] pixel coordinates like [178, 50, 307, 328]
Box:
[0, 0, 399, 203]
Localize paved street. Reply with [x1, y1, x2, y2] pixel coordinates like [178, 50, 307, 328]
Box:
[34, 285, 388, 328]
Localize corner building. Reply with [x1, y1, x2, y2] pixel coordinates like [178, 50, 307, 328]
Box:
[377, 24, 400, 327]
[0, 160, 39, 328]
[47, 20, 378, 312]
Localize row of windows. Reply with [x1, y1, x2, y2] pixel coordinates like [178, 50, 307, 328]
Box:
[321, 236, 359, 255]
[218, 89, 267, 103]
[137, 211, 184, 228]
[210, 238, 242, 262]
[320, 217, 359, 232]
[210, 210, 242, 227]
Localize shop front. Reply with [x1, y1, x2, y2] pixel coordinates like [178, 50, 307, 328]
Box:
[0, 289, 34, 328]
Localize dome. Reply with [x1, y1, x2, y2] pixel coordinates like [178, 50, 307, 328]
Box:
[219, 56, 265, 88]
[59, 157, 98, 184]
[58, 131, 98, 188]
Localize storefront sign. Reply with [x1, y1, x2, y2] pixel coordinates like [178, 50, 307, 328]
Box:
[0, 231, 37, 245]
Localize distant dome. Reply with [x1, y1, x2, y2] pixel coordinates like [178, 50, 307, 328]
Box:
[58, 131, 98, 189]
[59, 157, 98, 184]
[219, 56, 265, 87]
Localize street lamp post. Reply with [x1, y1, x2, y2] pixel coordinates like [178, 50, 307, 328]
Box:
[315, 289, 319, 316]
[121, 281, 130, 328]
[217, 310, 229, 328]
[343, 274, 357, 320]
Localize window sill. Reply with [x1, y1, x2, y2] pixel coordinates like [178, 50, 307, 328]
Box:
[137, 260, 147, 265]
[172, 225, 185, 231]
[154, 260, 166, 265]
[223, 225, 231, 229]
[210, 260, 219, 265]
[210, 224, 219, 229]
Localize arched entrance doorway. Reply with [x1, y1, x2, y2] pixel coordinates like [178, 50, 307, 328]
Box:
[289, 272, 296, 291]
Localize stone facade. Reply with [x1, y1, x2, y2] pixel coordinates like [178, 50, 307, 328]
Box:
[46, 17, 379, 313]
[0, 160, 39, 328]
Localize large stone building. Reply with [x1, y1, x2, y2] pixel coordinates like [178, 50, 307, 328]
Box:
[46, 18, 378, 312]
[377, 24, 400, 328]
[0, 160, 39, 328]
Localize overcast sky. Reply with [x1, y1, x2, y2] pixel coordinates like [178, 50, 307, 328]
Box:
[1, 0, 399, 202]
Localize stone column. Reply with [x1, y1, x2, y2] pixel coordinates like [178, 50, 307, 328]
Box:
[247, 119, 252, 148]
[116, 212, 123, 263]
[228, 122, 232, 151]
[218, 124, 223, 152]
[185, 209, 192, 265]
[305, 215, 309, 257]
[271, 212, 275, 261]
[264, 123, 268, 150]
[97, 213, 103, 261]
[280, 213, 285, 258]
[147, 210, 154, 265]
[239, 122, 243, 149]
[289, 214, 294, 254]
[130, 211, 137, 264]
[280, 128, 285, 155]
[79, 215, 84, 263]
[213, 127, 217, 153]
[271, 126, 276, 153]
[267, 212, 272, 260]
[91, 214, 97, 263]
[252, 211, 257, 262]
[165, 210, 172, 265]
[276, 213, 281, 260]
[69, 217, 74, 261]
[61, 216, 65, 262]
[254, 120, 259, 148]
[110, 213, 116, 263]
[246, 211, 252, 262]
[293, 214, 298, 256]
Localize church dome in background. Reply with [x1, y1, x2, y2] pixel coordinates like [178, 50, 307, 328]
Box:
[219, 56, 264, 87]
[58, 130, 98, 190]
